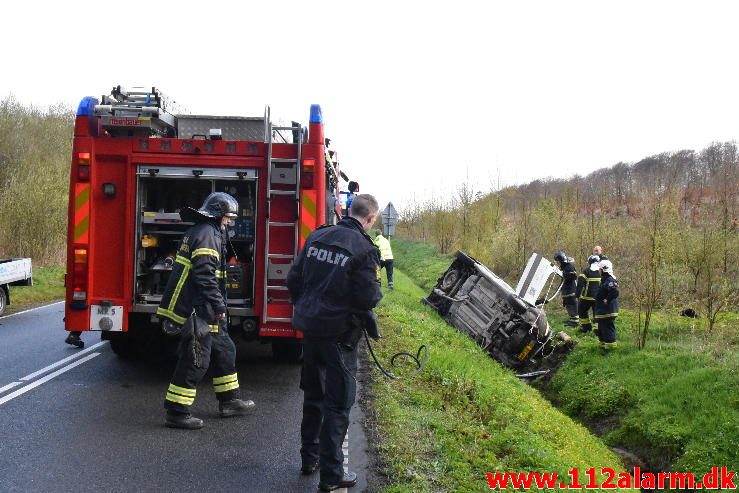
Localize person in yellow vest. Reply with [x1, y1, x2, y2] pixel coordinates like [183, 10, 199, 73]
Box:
[373, 229, 394, 289]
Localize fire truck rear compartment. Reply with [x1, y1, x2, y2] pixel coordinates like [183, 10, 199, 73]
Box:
[134, 168, 258, 318]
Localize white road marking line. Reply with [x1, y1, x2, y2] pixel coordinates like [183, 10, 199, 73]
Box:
[0, 381, 22, 394]
[337, 430, 350, 493]
[0, 353, 101, 406]
[0, 300, 64, 320]
[20, 341, 109, 381]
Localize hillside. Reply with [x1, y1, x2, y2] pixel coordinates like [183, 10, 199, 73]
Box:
[367, 267, 626, 492]
[390, 238, 739, 478]
[397, 143, 738, 341]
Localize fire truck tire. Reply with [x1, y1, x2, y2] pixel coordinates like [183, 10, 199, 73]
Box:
[271, 340, 303, 363]
[0, 286, 7, 316]
[109, 333, 136, 359]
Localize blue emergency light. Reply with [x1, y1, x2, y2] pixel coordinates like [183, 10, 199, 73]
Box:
[309, 104, 323, 124]
[76, 96, 99, 117]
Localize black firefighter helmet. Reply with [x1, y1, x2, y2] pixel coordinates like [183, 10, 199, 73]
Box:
[553, 251, 567, 263]
[180, 192, 238, 223]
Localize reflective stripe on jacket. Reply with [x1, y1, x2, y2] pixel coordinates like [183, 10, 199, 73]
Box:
[594, 273, 619, 318]
[157, 220, 228, 325]
[560, 262, 578, 297]
[576, 267, 601, 301]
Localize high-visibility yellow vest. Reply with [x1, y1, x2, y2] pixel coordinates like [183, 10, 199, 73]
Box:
[373, 234, 394, 261]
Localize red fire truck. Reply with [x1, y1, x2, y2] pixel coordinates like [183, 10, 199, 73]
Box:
[65, 86, 342, 360]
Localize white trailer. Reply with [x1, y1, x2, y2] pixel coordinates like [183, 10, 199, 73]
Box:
[0, 258, 33, 316]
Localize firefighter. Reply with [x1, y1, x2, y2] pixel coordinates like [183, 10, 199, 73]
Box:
[575, 255, 601, 333]
[287, 194, 383, 492]
[554, 251, 578, 327]
[594, 259, 619, 353]
[157, 192, 255, 430]
[374, 229, 394, 289]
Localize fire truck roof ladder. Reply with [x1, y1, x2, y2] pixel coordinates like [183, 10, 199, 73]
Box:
[94, 86, 176, 137]
[263, 110, 303, 325]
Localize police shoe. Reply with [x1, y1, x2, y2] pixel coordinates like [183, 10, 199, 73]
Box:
[300, 461, 319, 475]
[219, 398, 256, 417]
[319, 471, 358, 491]
[165, 412, 204, 430]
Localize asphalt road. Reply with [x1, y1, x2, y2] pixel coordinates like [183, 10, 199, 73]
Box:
[0, 303, 370, 493]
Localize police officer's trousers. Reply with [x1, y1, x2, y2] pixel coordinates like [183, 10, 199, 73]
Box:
[164, 324, 240, 414]
[578, 299, 595, 332]
[300, 336, 358, 484]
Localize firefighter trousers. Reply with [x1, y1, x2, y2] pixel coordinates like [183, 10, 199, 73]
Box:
[578, 299, 595, 331]
[563, 296, 579, 325]
[596, 316, 617, 348]
[164, 324, 240, 414]
[300, 336, 358, 485]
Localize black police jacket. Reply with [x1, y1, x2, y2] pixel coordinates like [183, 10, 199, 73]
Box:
[287, 216, 383, 338]
[157, 219, 228, 326]
[560, 262, 578, 298]
[594, 273, 619, 319]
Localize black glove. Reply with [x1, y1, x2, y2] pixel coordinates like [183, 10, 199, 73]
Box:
[364, 310, 380, 340]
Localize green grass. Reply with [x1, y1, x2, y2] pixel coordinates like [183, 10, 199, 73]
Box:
[6, 265, 64, 312]
[391, 238, 454, 291]
[391, 238, 739, 477]
[370, 270, 625, 492]
[545, 311, 739, 474]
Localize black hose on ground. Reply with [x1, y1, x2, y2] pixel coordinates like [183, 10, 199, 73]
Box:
[363, 329, 428, 379]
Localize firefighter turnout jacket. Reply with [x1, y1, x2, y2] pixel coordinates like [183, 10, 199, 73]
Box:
[560, 262, 578, 299]
[576, 266, 601, 301]
[157, 219, 228, 328]
[287, 216, 383, 338]
[594, 273, 619, 319]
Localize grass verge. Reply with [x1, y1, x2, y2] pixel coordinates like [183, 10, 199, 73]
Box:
[391, 238, 739, 477]
[369, 269, 624, 492]
[6, 265, 64, 313]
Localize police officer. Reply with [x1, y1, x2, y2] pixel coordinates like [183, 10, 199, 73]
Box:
[594, 259, 619, 353]
[554, 251, 578, 327]
[575, 255, 601, 333]
[287, 194, 382, 491]
[157, 192, 255, 429]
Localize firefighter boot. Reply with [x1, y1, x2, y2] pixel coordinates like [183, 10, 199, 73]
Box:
[165, 411, 204, 430]
[219, 398, 256, 417]
[64, 332, 84, 348]
[319, 471, 358, 491]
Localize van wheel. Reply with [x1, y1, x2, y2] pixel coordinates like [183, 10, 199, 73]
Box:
[0, 287, 7, 316]
[271, 340, 303, 363]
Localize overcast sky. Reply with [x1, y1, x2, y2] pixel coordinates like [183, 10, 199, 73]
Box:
[2, 0, 738, 211]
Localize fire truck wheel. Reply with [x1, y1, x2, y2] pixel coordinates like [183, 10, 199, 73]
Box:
[271, 340, 303, 363]
[109, 333, 136, 359]
[0, 287, 7, 316]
